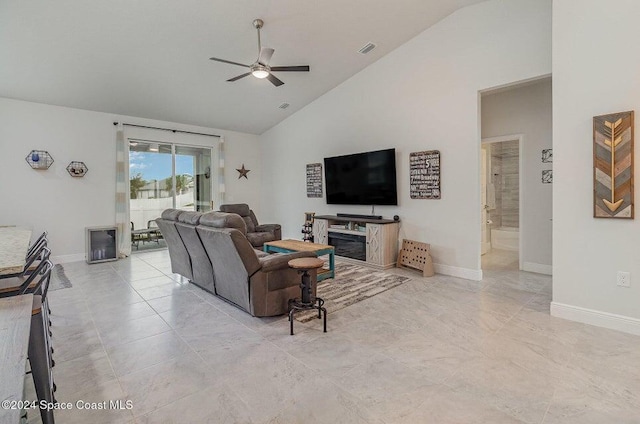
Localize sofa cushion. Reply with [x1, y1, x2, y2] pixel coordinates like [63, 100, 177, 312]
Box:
[199, 212, 247, 235]
[161, 208, 183, 221]
[242, 216, 256, 233]
[177, 211, 203, 225]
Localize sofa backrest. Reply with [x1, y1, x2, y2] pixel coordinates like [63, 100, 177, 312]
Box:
[175, 211, 214, 293]
[161, 208, 183, 221]
[199, 211, 248, 235]
[156, 209, 193, 280]
[219, 204, 257, 232]
[196, 226, 260, 312]
[177, 211, 203, 225]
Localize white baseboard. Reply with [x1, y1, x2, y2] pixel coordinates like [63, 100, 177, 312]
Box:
[551, 302, 640, 336]
[52, 253, 85, 264]
[434, 263, 483, 281]
[522, 262, 552, 275]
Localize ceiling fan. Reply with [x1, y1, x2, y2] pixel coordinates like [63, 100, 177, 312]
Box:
[209, 19, 310, 87]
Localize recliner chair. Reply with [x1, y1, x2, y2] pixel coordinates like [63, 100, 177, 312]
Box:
[219, 204, 281, 248]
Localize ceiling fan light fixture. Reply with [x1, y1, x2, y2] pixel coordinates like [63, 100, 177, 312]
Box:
[250, 64, 270, 79]
[252, 69, 269, 79]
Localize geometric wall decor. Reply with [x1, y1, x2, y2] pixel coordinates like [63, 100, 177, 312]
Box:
[306, 163, 322, 198]
[542, 170, 553, 184]
[409, 150, 441, 199]
[593, 110, 634, 219]
[66, 161, 89, 177]
[542, 148, 552, 163]
[25, 150, 54, 170]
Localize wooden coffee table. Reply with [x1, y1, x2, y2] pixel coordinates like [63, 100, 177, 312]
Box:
[263, 239, 335, 281]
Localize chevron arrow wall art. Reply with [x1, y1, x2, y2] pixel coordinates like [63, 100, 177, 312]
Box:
[593, 110, 634, 218]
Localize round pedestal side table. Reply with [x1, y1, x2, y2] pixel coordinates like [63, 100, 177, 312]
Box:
[287, 257, 327, 335]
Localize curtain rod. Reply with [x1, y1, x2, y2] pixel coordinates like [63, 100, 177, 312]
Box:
[113, 122, 221, 138]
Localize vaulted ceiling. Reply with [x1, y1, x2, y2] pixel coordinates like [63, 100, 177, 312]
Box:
[0, 0, 486, 134]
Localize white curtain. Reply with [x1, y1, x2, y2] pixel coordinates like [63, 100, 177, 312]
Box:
[217, 136, 225, 207]
[115, 125, 131, 258]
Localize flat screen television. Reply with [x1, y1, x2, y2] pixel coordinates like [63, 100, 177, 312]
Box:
[324, 148, 398, 205]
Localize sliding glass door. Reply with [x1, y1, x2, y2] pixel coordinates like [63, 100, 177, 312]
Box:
[128, 140, 213, 234]
[175, 145, 212, 212]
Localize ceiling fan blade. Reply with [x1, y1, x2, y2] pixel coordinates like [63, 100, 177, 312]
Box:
[258, 47, 274, 65]
[266, 73, 285, 87]
[270, 65, 310, 72]
[227, 72, 251, 82]
[209, 57, 250, 68]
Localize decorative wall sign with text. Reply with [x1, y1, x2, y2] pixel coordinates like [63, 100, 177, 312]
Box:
[542, 149, 552, 163]
[594, 111, 634, 219]
[306, 163, 323, 198]
[542, 170, 552, 184]
[410, 150, 441, 199]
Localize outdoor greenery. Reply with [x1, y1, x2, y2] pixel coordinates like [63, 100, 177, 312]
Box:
[165, 174, 189, 194]
[130, 173, 146, 199]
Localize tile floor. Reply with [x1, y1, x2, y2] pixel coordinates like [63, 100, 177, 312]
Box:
[481, 248, 519, 271]
[24, 249, 640, 423]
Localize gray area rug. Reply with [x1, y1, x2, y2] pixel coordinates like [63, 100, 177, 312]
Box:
[296, 261, 411, 322]
[49, 264, 73, 291]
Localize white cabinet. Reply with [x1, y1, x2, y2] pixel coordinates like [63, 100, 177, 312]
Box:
[366, 223, 382, 265]
[312, 219, 328, 245]
[313, 216, 399, 269]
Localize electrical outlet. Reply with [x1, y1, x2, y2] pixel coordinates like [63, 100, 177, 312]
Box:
[617, 271, 631, 287]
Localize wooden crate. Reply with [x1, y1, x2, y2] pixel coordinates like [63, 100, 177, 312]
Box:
[396, 239, 434, 277]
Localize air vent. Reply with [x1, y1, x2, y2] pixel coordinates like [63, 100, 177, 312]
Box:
[357, 42, 377, 55]
[278, 103, 290, 109]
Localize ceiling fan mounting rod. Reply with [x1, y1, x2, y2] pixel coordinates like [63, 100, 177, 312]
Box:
[253, 18, 264, 58]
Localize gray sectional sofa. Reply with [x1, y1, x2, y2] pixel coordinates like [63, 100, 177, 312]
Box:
[156, 209, 317, 317]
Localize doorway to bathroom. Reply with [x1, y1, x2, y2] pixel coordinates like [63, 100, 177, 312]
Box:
[480, 135, 522, 271]
[479, 76, 553, 275]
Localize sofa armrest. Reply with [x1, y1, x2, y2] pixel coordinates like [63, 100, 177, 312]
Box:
[255, 224, 281, 241]
[259, 251, 315, 272]
[255, 224, 281, 233]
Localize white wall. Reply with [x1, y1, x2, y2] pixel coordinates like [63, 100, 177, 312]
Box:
[259, 0, 551, 279]
[552, 0, 640, 333]
[0, 98, 261, 261]
[482, 78, 553, 272]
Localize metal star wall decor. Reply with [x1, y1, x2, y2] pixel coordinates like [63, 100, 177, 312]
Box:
[236, 164, 250, 179]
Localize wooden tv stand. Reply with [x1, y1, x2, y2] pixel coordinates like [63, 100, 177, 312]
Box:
[312, 215, 399, 269]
